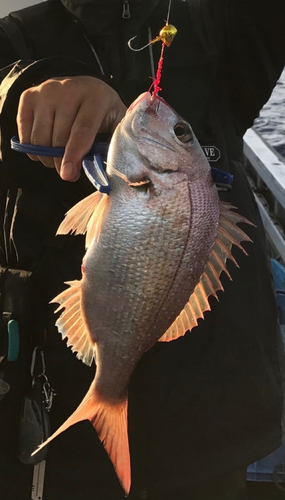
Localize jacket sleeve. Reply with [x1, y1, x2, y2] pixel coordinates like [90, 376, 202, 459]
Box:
[0, 29, 114, 189]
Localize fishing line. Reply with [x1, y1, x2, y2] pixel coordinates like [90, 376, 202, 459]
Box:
[128, 0, 177, 96]
[166, 0, 173, 24]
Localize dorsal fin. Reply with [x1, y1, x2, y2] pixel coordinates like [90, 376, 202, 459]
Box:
[159, 202, 253, 342]
[51, 280, 95, 366]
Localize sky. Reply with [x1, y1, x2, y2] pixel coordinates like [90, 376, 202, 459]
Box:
[0, 0, 40, 18]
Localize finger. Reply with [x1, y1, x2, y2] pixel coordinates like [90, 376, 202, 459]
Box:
[17, 90, 34, 143]
[17, 92, 54, 166]
[60, 103, 104, 181]
[27, 153, 40, 162]
[109, 102, 127, 134]
[51, 103, 81, 175]
[17, 90, 38, 161]
[30, 106, 56, 168]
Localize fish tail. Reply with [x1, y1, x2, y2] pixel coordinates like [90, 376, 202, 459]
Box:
[91, 395, 130, 495]
[32, 385, 131, 495]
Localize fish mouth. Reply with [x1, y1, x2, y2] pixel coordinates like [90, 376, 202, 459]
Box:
[127, 94, 177, 152]
[127, 92, 172, 113]
[127, 92, 151, 112]
[123, 91, 181, 166]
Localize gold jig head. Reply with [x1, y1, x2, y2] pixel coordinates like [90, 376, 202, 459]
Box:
[158, 24, 177, 47]
[128, 24, 177, 52]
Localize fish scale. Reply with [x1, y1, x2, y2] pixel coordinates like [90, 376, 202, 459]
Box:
[83, 196, 191, 345]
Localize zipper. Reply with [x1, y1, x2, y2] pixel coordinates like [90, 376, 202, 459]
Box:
[122, 0, 131, 19]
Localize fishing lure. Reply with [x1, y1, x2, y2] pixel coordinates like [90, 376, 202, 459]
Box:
[128, 0, 177, 96]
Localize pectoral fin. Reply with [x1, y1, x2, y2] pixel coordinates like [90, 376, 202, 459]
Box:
[159, 202, 253, 341]
[51, 280, 95, 366]
[57, 191, 110, 248]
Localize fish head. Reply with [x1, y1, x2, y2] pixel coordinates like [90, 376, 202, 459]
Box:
[107, 92, 212, 192]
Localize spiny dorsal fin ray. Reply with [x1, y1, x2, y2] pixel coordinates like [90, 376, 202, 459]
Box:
[158, 202, 252, 342]
[51, 280, 95, 366]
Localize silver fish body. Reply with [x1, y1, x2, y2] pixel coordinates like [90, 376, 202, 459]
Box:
[81, 92, 219, 401]
[34, 92, 251, 494]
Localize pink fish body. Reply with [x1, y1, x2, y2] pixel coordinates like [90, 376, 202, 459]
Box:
[34, 92, 252, 494]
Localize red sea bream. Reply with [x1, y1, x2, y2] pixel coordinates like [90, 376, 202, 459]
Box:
[34, 92, 252, 494]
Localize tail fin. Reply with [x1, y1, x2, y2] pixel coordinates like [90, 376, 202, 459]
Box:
[32, 386, 131, 494]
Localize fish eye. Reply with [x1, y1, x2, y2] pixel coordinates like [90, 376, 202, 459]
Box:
[174, 122, 193, 144]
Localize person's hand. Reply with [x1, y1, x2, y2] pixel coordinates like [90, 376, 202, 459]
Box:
[16, 75, 127, 181]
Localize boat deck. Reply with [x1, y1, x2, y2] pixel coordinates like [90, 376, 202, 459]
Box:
[244, 128, 285, 265]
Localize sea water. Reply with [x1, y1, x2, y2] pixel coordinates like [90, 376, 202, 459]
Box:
[254, 69, 285, 158]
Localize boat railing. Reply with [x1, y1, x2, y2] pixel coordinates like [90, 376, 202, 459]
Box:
[243, 128, 285, 265]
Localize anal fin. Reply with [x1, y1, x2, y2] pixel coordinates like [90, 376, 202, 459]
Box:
[51, 280, 95, 366]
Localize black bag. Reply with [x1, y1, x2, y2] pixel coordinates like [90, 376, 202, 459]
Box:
[0, 267, 32, 454]
[0, 265, 57, 465]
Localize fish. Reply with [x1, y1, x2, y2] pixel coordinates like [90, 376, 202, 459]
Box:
[33, 92, 252, 494]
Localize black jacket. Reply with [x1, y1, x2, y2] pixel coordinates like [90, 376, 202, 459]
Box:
[0, 1, 284, 499]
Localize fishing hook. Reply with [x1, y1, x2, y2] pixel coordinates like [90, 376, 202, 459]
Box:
[128, 35, 160, 52]
[128, 24, 177, 52]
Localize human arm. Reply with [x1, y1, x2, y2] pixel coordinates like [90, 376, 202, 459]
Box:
[17, 75, 126, 181]
[0, 23, 126, 188]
